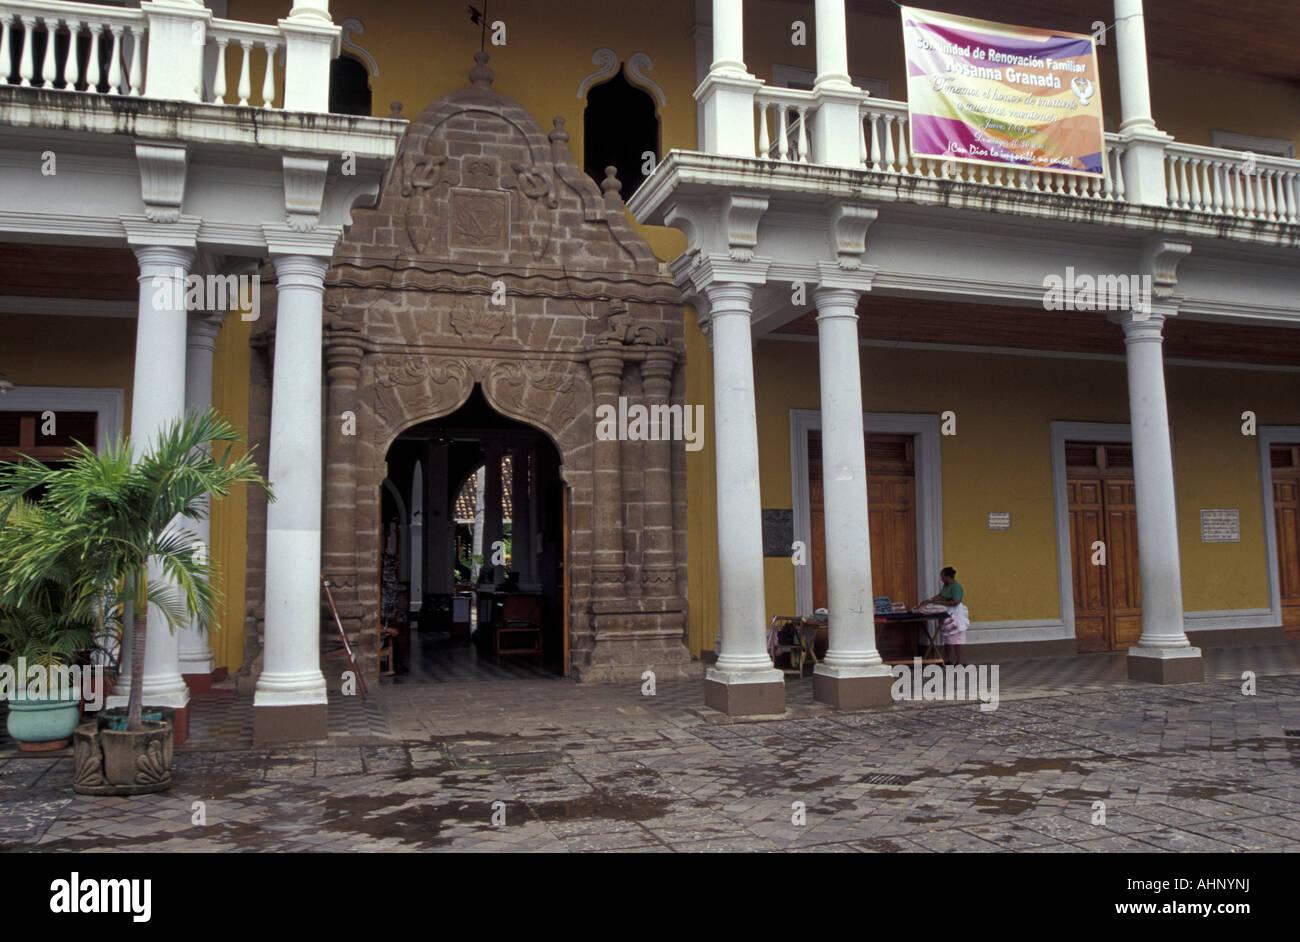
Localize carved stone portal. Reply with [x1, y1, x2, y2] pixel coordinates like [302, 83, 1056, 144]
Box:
[244, 54, 696, 685]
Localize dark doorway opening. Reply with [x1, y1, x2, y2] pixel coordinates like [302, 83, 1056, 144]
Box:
[583, 64, 660, 201]
[381, 387, 567, 681]
[329, 55, 373, 116]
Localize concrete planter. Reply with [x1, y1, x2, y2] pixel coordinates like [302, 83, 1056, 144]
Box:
[72, 716, 173, 796]
[5, 690, 82, 752]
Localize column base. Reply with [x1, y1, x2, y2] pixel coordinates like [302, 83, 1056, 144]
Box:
[704, 668, 785, 716]
[1127, 646, 1204, 684]
[813, 666, 894, 709]
[253, 703, 328, 744]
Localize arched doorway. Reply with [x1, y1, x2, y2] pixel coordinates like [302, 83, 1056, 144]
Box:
[382, 387, 567, 679]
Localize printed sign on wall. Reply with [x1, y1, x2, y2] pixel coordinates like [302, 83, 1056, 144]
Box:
[1200, 509, 1241, 543]
[901, 6, 1105, 177]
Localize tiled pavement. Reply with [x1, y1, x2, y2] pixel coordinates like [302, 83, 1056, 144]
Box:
[2, 645, 1299, 852]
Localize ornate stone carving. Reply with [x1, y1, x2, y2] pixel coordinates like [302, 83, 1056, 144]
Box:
[450, 188, 509, 251]
[449, 298, 508, 342]
[372, 357, 472, 436]
[601, 302, 667, 345]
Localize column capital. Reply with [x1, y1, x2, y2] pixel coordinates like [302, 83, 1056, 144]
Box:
[324, 336, 365, 373]
[640, 349, 677, 385]
[132, 243, 197, 272]
[1109, 309, 1168, 334]
[587, 347, 626, 379]
[702, 280, 756, 316]
[813, 286, 862, 320]
[187, 310, 227, 349]
[270, 253, 332, 291]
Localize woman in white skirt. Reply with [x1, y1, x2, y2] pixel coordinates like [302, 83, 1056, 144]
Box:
[921, 566, 969, 666]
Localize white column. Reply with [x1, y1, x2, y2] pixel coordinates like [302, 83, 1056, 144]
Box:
[254, 253, 330, 738]
[513, 444, 537, 591]
[1114, 311, 1202, 680]
[1113, 0, 1170, 206]
[130, 245, 195, 711]
[409, 461, 423, 608]
[1113, 0, 1155, 131]
[703, 282, 784, 699]
[178, 310, 227, 682]
[698, 0, 760, 157]
[814, 0, 850, 88]
[482, 442, 503, 581]
[288, 0, 331, 20]
[811, 288, 893, 707]
[711, 0, 745, 75]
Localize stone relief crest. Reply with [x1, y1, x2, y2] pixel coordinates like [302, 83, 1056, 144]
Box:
[449, 298, 509, 343]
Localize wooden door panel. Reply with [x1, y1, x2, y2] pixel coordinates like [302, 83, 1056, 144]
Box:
[1273, 474, 1300, 638]
[811, 433, 917, 613]
[811, 456, 826, 610]
[1068, 476, 1111, 652]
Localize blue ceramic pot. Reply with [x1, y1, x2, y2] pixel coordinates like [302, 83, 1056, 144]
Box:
[6, 691, 82, 750]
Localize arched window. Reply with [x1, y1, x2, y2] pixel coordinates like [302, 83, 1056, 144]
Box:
[328, 55, 372, 116]
[583, 65, 660, 202]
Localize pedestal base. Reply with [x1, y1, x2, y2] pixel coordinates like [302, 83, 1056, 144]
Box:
[813, 670, 894, 709]
[1127, 646, 1204, 684]
[253, 703, 328, 744]
[704, 677, 785, 716]
[183, 671, 215, 694]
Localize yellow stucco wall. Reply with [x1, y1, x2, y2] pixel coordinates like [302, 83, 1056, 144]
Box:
[0, 314, 136, 421]
[208, 314, 254, 674]
[681, 337, 1300, 653]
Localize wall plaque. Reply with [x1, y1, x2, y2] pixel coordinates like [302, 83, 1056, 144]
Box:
[762, 509, 794, 558]
[1200, 509, 1240, 543]
[988, 512, 1011, 530]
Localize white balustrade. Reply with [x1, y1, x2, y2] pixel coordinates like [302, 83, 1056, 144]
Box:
[0, 1, 311, 111]
[754, 87, 815, 163]
[206, 19, 281, 108]
[1164, 143, 1300, 223]
[0, 0, 147, 95]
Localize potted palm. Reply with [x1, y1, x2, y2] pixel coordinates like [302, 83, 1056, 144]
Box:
[0, 503, 96, 751]
[0, 408, 270, 793]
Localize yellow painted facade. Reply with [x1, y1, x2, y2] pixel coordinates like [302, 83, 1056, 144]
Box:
[9, 3, 1296, 668]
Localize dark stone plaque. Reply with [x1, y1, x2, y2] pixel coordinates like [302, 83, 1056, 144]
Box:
[762, 509, 794, 558]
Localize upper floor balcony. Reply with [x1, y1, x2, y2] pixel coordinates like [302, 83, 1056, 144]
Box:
[0, 0, 404, 257]
[633, 0, 1300, 257]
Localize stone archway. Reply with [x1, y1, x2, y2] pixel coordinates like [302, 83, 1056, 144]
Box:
[298, 53, 696, 683]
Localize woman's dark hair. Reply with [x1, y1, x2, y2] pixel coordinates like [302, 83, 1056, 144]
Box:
[941, 566, 957, 578]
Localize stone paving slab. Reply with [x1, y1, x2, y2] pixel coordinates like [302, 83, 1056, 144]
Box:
[2, 647, 1299, 853]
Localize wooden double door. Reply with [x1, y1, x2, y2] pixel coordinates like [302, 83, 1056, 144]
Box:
[809, 432, 918, 611]
[1271, 444, 1300, 638]
[1066, 442, 1142, 652]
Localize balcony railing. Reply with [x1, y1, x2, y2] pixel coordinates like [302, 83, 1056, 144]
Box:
[0, 0, 330, 111]
[0, 0, 146, 96]
[748, 83, 1297, 225]
[1165, 142, 1299, 223]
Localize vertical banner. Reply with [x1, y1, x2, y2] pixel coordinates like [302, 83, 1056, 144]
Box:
[901, 6, 1105, 177]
